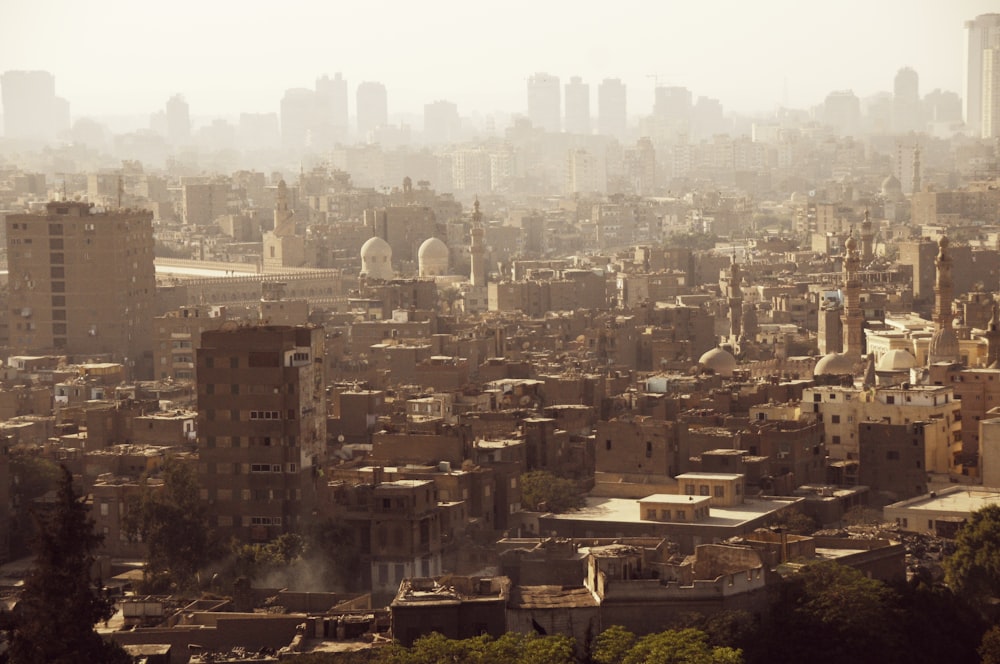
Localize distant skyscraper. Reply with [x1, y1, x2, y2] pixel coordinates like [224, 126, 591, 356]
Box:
[892, 67, 921, 133]
[0, 70, 64, 141]
[165, 94, 191, 145]
[315, 73, 348, 143]
[527, 72, 561, 133]
[280, 88, 317, 151]
[964, 14, 1000, 134]
[356, 81, 388, 139]
[597, 78, 627, 139]
[653, 86, 692, 137]
[238, 113, 281, 150]
[564, 76, 590, 135]
[424, 100, 461, 144]
[985, 45, 1000, 139]
[823, 90, 861, 136]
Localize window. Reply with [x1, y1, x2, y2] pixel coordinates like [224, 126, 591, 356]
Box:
[831, 415, 841, 424]
[250, 410, 280, 420]
[645, 441, 652, 457]
[99, 502, 109, 516]
[886, 451, 900, 460]
[684, 484, 695, 495]
[699, 485, 710, 496]
[832, 435, 841, 444]
[886, 396, 895, 405]
[605, 439, 612, 451]
[675, 510, 686, 520]
[714, 486, 725, 498]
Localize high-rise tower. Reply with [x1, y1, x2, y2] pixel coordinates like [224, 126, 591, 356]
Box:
[197, 325, 326, 542]
[527, 73, 561, 133]
[964, 14, 1000, 134]
[6, 201, 155, 377]
[597, 78, 627, 139]
[564, 76, 591, 135]
[356, 81, 388, 139]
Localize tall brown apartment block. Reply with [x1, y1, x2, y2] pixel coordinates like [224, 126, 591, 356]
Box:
[6, 201, 155, 378]
[196, 325, 326, 542]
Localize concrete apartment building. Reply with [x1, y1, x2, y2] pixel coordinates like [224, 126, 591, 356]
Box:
[6, 201, 156, 378]
[196, 325, 326, 542]
[153, 305, 229, 381]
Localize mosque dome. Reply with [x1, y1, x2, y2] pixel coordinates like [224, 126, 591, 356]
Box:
[814, 352, 856, 377]
[698, 346, 737, 378]
[876, 349, 917, 372]
[360, 236, 393, 280]
[418, 237, 449, 277]
[928, 327, 960, 365]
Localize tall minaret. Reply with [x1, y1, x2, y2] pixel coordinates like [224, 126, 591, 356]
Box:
[842, 232, 864, 357]
[911, 145, 921, 195]
[860, 210, 874, 264]
[927, 236, 960, 365]
[470, 198, 486, 287]
[986, 303, 1000, 368]
[727, 255, 743, 342]
[273, 180, 294, 237]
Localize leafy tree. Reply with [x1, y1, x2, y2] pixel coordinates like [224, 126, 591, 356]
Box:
[122, 459, 216, 590]
[621, 628, 743, 664]
[981, 625, 1000, 664]
[891, 578, 984, 664]
[764, 561, 901, 664]
[0, 466, 130, 664]
[519, 470, 585, 513]
[945, 504, 1000, 617]
[592, 625, 638, 664]
[7, 454, 61, 556]
[380, 632, 577, 664]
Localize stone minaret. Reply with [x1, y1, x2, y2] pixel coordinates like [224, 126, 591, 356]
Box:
[842, 232, 864, 357]
[986, 303, 1000, 368]
[912, 145, 921, 195]
[470, 198, 486, 287]
[273, 180, 294, 237]
[727, 256, 743, 342]
[927, 236, 960, 365]
[861, 210, 874, 264]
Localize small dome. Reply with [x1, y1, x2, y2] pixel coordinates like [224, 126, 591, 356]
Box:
[418, 237, 449, 277]
[881, 174, 901, 192]
[361, 236, 391, 259]
[876, 349, 917, 372]
[360, 236, 393, 280]
[928, 326, 960, 365]
[845, 234, 857, 252]
[698, 347, 737, 378]
[418, 237, 449, 261]
[814, 352, 856, 376]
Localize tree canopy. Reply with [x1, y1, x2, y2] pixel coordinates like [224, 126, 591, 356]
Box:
[122, 458, 216, 591]
[0, 465, 130, 664]
[519, 470, 585, 513]
[945, 503, 1000, 616]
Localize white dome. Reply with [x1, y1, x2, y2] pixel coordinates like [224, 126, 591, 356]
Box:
[418, 237, 449, 278]
[876, 349, 917, 372]
[814, 352, 856, 377]
[698, 347, 737, 378]
[360, 236, 393, 280]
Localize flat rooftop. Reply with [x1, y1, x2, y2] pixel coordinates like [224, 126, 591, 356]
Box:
[887, 486, 1000, 513]
[544, 496, 797, 527]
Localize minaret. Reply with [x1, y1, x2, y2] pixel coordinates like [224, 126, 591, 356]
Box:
[727, 256, 742, 342]
[986, 303, 1000, 368]
[860, 210, 874, 264]
[273, 180, 294, 237]
[911, 146, 921, 195]
[470, 198, 486, 287]
[842, 232, 864, 357]
[927, 236, 960, 365]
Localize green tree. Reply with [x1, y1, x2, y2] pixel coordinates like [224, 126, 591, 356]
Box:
[981, 625, 1000, 664]
[765, 561, 901, 664]
[8, 454, 61, 556]
[123, 459, 215, 591]
[0, 466, 130, 664]
[622, 628, 742, 664]
[945, 504, 1000, 616]
[519, 470, 585, 513]
[592, 625, 638, 664]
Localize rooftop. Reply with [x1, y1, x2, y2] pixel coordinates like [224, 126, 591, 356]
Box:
[544, 495, 797, 527]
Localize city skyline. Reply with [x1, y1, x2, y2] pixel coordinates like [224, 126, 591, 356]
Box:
[2, 0, 997, 122]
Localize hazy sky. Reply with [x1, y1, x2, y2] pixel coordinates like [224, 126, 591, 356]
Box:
[2, 0, 997, 121]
